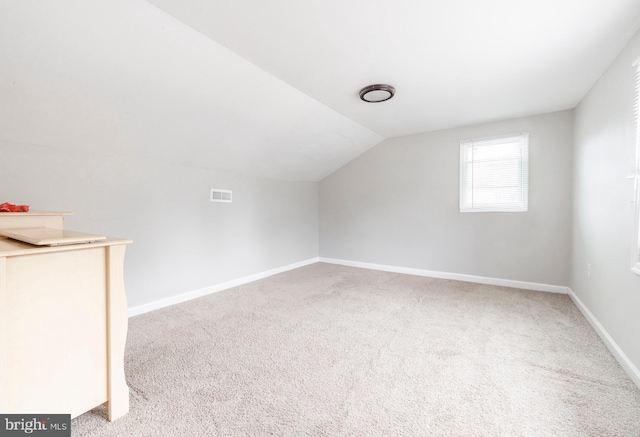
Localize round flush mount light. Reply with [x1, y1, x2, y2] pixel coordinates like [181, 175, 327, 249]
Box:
[359, 84, 395, 103]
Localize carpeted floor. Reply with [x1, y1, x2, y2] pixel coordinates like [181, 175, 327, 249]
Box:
[71, 263, 640, 436]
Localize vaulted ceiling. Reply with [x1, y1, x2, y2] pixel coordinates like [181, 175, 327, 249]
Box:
[2, 1, 640, 181]
[148, 0, 640, 138]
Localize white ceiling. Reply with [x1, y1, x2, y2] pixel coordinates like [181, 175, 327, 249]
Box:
[2, 1, 640, 181]
[0, 1, 381, 181]
[147, 0, 640, 138]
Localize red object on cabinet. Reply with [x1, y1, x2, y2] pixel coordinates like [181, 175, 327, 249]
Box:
[0, 203, 30, 212]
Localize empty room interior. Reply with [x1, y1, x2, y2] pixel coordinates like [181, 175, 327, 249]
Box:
[2, 0, 640, 435]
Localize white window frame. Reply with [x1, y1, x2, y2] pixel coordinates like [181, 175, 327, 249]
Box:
[459, 132, 529, 213]
[631, 57, 640, 275]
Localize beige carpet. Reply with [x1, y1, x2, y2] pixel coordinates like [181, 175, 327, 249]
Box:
[72, 263, 640, 436]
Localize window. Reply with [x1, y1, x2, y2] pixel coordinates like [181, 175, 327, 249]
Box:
[460, 132, 529, 212]
[631, 58, 640, 274]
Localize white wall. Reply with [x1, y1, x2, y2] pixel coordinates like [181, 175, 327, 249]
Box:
[1, 140, 318, 309]
[0, 1, 324, 312]
[320, 110, 574, 287]
[572, 29, 640, 373]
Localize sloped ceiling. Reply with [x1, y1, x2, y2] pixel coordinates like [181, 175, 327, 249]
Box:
[2, 1, 640, 181]
[0, 1, 382, 181]
[147, 0, 640, 138]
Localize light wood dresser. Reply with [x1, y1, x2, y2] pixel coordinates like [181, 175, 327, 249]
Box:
[0, 212, 131, 421]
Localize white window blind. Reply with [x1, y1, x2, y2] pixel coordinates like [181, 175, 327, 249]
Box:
[459, 133, 529, 212]
[631, 58, 640, 275]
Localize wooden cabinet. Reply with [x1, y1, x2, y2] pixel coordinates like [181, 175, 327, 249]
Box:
[0, 212, 131, 421]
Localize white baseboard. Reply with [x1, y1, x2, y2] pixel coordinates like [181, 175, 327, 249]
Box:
[568, 288, 640, 389]
[318, 257, 569, 294]
[128, 255, 640, 390]
[128, 257, 320, 317]
[131, 256, 567, 316]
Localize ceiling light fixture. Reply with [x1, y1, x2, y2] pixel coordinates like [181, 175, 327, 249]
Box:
[359, 84, 395, 103]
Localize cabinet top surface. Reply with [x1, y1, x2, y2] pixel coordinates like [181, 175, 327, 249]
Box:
[0, 212, 72, 216]
[0, 235, 132, 257]
[0, 213, 131, 256]
[1, 228, 107, 246]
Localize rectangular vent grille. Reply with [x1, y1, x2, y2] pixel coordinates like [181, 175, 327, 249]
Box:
[210, 189, 232, 203]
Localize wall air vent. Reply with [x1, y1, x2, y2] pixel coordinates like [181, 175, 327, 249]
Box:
[210, 189, 232, 203]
